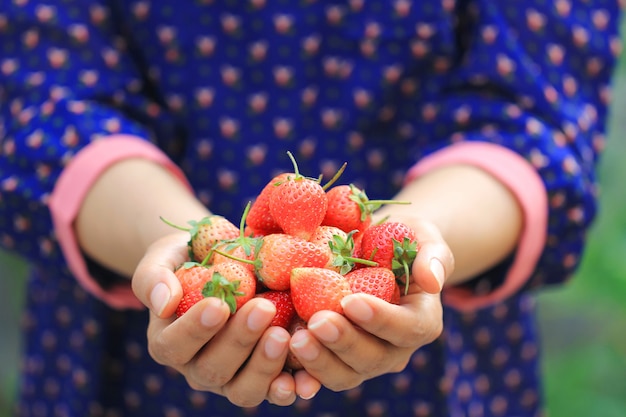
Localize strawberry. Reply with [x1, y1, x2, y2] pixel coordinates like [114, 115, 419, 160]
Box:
[161, 215, 240, 263]
[212, 202, 262, 272]
[322, 184, 409, 234]
[358, 221, 418, 294]
[175, 289, 205, 317]
[345, 267, 397, 303]
[256, 290, 296, 329]
[212, 242, 257, 272]
[308, 225, 348, 272]
[285, 316, 307, 371]
[175, 262, 215, 295]
[246, 172, 292, 235]
[309, 226, 377, 274]
[217, 233, 331, 291]
[269, 152, 328, 240]
[390, 282, 401, 305]
[290, 267, 353, 322]
[206, 261, 257, 313]
[308, 225, 349, 248]
[256, 234, 331, 291]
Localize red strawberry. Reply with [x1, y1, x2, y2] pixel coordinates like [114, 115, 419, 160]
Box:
[322, 184, 409, 234]
[254, 233, 331, 291]
[206, 261, 257, 313]
[175, 262, 215, 295]
[269, 152, 328, 240]
[345, 267, 397, 303]
[256, 290, 296, 329]
[212, 242, 257, 272]
[309, 225, 349, 247]
[358, 221, 418, 294]
[161, 215, 240, 263]
[285, 316, 307, 371]
[213, 233, 331, 291]
[175, 289, 205, 317]
[308, 225, 347, 271]
[290, 267, 353, 322]
[246, 172, 292, 235]
[390, 282, 401, 305]
[309, 226, 377, 274]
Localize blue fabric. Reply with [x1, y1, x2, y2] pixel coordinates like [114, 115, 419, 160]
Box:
[0, 1, 620, 416]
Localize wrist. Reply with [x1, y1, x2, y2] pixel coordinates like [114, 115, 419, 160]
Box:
[76, 158, 209, 277]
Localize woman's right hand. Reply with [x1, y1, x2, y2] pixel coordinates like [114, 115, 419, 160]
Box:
[131, 233, 319, 406]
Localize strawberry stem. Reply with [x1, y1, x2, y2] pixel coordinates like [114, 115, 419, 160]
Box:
[210, 247, 263, 270]
[286, 151, 302, 179]
[366, 199, 411, 206]
[401, 261, 410, 295]
[159, 216, 190, 232]
[321, 162, 347, 191]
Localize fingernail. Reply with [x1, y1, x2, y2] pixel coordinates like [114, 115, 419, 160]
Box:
[430, 258, 445, 291]
[291, 333, 320, 361]
[150, 282, 171, 316]
[307, 318, 339, 343]
[247, 301, 275, 332]
[299, 391, 317, 400]
[275, 386, 293, 400]
[265, 332, 289, 359]
[341, 295, 373, 322]
[200, 298, 225, 327]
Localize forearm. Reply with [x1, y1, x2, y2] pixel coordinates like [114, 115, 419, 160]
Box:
[75, 158, 210, 277]
[377, 164, 523, 286]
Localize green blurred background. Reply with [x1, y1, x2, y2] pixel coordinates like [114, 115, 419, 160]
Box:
[2, 31, 626, 417]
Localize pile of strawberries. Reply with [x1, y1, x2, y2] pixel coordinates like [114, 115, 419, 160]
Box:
[166, 152, 418, 367]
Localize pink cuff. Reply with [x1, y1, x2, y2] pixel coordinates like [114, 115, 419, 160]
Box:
[407, 142, 548, 312]
[48, 135, 192, 310]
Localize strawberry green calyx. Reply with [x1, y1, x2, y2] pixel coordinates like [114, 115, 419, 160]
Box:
[329, 231, 378, 274]
[160, 214, 240, 262]
[347, 184, 410, 222]
[202, 272, 244, 314]
[391, 237, 418, 295]
[207, 201, 261, 261]
[160, 216, 210, 259]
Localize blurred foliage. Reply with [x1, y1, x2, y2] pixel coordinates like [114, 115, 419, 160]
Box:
[535, 70, 626, 415]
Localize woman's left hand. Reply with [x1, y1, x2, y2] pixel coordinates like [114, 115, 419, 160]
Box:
[289, 215, 454, 392]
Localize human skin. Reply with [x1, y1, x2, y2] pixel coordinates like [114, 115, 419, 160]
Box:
[74, 157, 522, 406]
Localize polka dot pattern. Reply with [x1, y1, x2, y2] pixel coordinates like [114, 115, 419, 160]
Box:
[0, 0, 621, 416]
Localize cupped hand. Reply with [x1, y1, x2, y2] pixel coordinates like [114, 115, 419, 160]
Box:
[288, 215, 454, 392]
[131, 233, 317, 406]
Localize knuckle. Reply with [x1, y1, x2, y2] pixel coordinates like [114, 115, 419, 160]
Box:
[191, 363, 231, 388]
[147, 335, 175, 366]
[227, 390, 264, 408]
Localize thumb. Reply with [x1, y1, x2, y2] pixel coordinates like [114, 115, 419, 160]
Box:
[410, 240, 454, 294]
[131, 233, 188, 317]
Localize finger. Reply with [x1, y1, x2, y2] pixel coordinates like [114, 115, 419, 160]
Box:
[290, 321, 371, 391]
[223, 327, 292, 407]
[146, 296, 231, 367]
[131, 233, 190, 318]
[412, 237, 455, 294]
[185, 298, 277, 391]
[267, 371, 298, 406]
[304, 310, 396, 379]
[399, 219, 454, 294]
[341, 292, 443, 349]
[293, 369, 322, 400]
